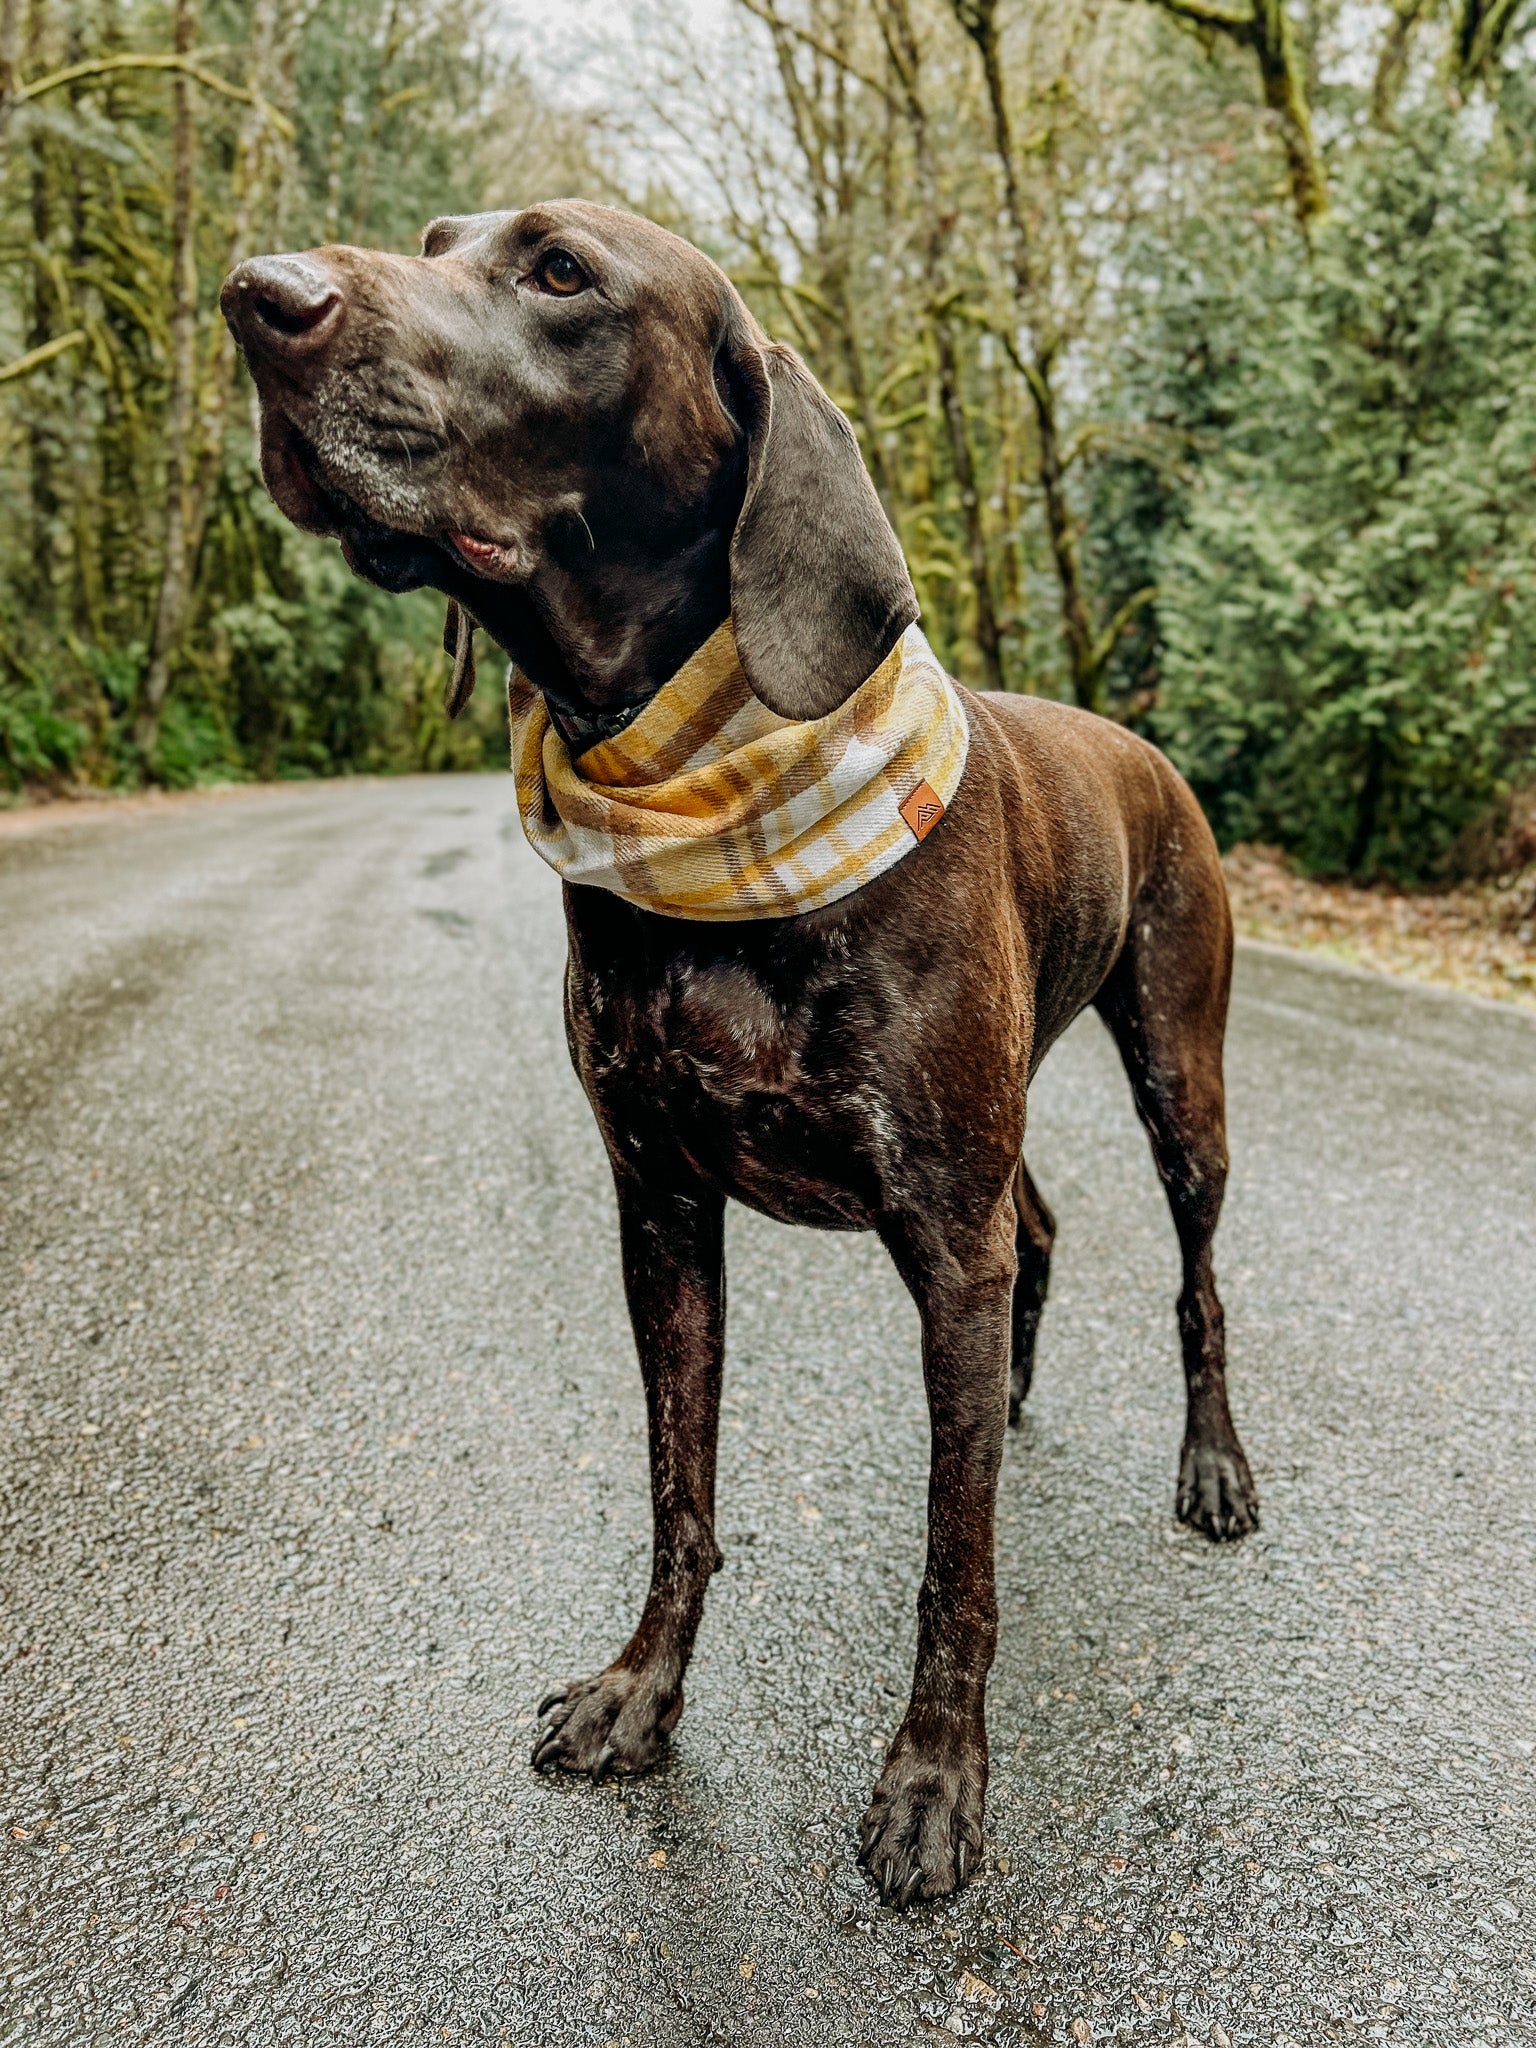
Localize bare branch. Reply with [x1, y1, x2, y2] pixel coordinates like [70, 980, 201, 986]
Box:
[734, 0, 899, 106]
[1089, 585, 1157, 682]
[0, 328, 86, 384]
[12, 50, 295, 135]
[1141, 0, 1255, 31]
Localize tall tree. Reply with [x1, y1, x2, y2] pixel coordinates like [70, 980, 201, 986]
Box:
[0, 0, 20, 155]
[1140, 0, 1324, 228]
[949, 0, 1124, 713]
[136, 0, 199, 759]
[874, 0, 1005, 688]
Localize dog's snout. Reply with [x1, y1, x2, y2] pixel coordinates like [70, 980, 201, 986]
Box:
[222, 255, 343, 362]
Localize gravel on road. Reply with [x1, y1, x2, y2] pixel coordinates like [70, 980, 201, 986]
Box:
[2, 775, 1533, 2047]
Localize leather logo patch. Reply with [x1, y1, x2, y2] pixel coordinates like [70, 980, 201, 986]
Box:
[899, 779, 946, 843]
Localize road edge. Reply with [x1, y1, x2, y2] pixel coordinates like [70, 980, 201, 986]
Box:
[1235, 932, 1536, 1027]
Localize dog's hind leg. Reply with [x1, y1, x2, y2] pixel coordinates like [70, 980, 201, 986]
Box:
[1093, 824, 1259, 1542]
[532, 1167, 726, 1778]
[1009, 1157, 1055, 1425]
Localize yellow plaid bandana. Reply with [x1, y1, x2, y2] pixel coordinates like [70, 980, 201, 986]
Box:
[506, 620, 969, 921]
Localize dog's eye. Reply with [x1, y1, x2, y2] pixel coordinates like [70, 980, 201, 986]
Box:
[532, 249, 588, 297]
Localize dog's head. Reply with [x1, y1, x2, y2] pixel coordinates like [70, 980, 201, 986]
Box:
[221, 201, 915, 736]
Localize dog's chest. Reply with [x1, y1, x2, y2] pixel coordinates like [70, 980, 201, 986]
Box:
[571, 948, 885, 1228]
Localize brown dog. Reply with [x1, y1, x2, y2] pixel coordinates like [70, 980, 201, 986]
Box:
[222, 200, 1258, 1908]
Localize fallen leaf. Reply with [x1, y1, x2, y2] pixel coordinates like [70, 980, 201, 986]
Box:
[646, 1849, 667, 1869]
[739, 1959, 754, 1981]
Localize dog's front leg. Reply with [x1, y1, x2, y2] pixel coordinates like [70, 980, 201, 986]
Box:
[859, 1194, 1016, 1906]
[532, 1168, 725, 1779]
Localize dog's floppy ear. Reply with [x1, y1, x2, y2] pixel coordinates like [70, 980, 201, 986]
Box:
[442, 600, 476, 719]
[718, 308, 917, 721]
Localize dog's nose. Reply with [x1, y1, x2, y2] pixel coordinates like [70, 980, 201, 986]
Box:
[222, 255, 343, 363]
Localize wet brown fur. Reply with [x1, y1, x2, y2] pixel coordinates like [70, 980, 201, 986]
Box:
[223, 201, 1259, 1909]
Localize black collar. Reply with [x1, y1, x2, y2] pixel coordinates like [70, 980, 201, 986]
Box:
[547, 693, 651, 755]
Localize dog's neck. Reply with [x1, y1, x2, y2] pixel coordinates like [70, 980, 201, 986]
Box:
[451, 454, 747, 753]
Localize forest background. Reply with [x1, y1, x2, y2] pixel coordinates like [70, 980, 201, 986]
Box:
[4, 0, 1536, 890]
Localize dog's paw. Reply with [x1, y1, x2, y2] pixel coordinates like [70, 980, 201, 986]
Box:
[857, 1729, 985, 1908]
[530, 1665, 681, 1779]
[1177, 1436, 1259, 1542]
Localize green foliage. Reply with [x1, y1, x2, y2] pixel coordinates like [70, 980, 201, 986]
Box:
[198, 473, 503, 779]
[0, 669, 89, 788]
[0, 0, 601, 793]
[6, 0, 1536, 889]
[1148, 121, 1536, 879]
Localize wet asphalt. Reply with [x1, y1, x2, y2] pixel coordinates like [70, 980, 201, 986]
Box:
[0, 774, 1533, 2048]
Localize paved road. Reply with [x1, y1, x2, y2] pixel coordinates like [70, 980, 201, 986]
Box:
[1, 776, 1533, 2048]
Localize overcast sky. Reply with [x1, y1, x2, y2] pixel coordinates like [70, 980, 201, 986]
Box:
[500, 0, 733, 106]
